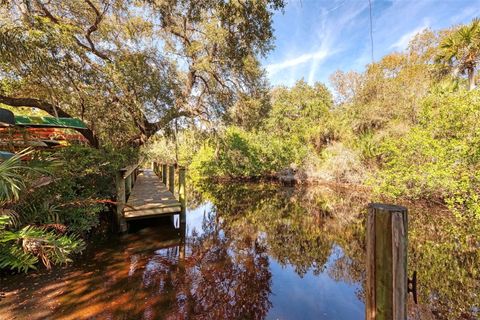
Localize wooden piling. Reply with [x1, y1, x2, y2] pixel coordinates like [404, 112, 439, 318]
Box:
[162, 164, 167, 185]
[366, 203, 408, 320]
[125, 174, 132, 198]
[178, 167, 186, 218]
[179, 213, 186, 261]
[168, 164, 175, 193]
[115, 172, 127, 233]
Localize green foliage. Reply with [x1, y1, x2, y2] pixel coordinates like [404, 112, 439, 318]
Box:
[0, 145, 136, 273]
[0, 149, 36, 204]
[266, 80, 333, 141]
[0, 149, 43, 205]
[144, 129, 207, 167]
[0, 214, 84, 273]
[189, 144, 218, 183]
[189, 80, 332, 181]
[13, 145, 136, 234]
[375, 89, 480, 221]
[190, 127, 296, 181]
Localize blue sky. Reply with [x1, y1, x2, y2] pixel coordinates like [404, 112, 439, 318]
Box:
[263, 0, 480, 87]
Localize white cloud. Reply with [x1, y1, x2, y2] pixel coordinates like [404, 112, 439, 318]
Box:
[450, 6, 478, 24]
[265, 0, 367, 83]
[390, 22, 430, 51]
[265, 49, 329, 75]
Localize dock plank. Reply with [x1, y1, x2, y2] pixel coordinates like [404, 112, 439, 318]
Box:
[125, 169, 181, 220]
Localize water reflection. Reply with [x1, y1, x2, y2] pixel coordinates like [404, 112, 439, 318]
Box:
[1, 182, 478, 319]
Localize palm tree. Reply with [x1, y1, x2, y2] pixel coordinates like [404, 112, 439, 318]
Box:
[436, 18, 480, 91]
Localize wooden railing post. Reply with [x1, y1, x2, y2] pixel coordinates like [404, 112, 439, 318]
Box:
[162, 164, 168, 185]
[125, 174, 132, 197]
[152, 162, 157, 175]
[115, 171, 127, 233]
[178, 167, 186, 218]
[366, 203, 408, 320]
[179, 212, 186, 261]
[168, 164, 175, 193]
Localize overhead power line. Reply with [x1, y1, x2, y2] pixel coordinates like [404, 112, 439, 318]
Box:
[368, 0, 374, 62]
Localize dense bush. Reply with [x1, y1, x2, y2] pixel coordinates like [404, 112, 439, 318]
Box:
[190, 127, 296, 181]
[13, 145, 136, 234]
[0, 145, 137, 272]
[375, 89, 480, 221]
[312, 142, 366, 184]
[188, 80, 332, 182]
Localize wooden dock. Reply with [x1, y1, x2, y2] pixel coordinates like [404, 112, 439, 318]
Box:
[124, 169, 181, 220]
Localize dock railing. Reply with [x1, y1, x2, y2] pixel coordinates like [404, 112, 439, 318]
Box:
[115, 163, 140, 232]
[153, 161, 186, 219]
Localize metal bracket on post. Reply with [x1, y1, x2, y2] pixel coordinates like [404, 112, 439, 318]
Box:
[407, 271, 418, 304]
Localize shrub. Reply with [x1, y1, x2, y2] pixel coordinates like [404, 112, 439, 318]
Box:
[0, 214, 84, 272]
[189, 127, 298, 181]
[312, 143, 366, 184]
[374, 89, 480, 221]
[12, 145, 135, 235]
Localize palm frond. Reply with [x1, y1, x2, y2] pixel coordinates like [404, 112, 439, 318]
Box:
[0, 214, 84, 272]
[0, 148, 53, 204]
[0, 149, 34, 203]
[0, 245, 38, 273]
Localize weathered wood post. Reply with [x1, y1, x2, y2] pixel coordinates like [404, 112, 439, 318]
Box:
[162, 164, 168, 185]
[179, 167, 186, 218]
[152, 162, 157, 175]
[179, 211, 186, 261]
[168, 164, 175, 193]
[115, 171, 128, 233]
[366, 203, 408, 320]
[125, 174, 132, 198]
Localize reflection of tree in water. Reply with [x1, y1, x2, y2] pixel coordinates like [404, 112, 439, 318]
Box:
[406, 207, 480, 320]
[194, 182, 367, 278]
[3, 182, 477, 319]
[183, 212, 272, 319]
[195, 182, 480, 320]
[137, 211, 272, 320]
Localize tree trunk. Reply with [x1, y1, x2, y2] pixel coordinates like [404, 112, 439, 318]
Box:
[468, 68, 476, 91]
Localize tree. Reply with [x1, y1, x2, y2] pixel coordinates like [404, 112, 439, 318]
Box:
[0, 0, 284, 147]
[436, 18, 480, 91]
[266, 80, 332, 138]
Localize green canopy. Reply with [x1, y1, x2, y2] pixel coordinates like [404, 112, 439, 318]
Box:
[14, 116, 87, 129]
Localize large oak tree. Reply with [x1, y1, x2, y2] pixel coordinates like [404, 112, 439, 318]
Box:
[0, 0, 283, 147]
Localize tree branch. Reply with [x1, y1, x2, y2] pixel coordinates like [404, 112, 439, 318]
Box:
[144, 109, 191, 137]
[79, 0, 110, 61]
[33, 0, 110, 61]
